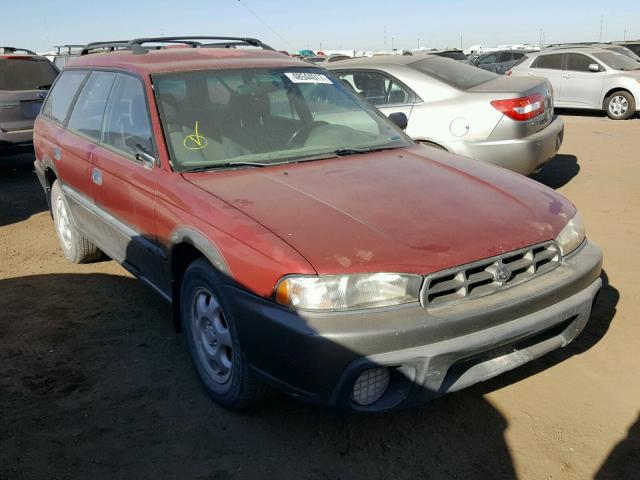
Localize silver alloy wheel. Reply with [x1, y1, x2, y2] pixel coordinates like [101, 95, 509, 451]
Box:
[55, 195, 73, 250]
[609, 95, 629, 117]
[191, 288, 233, 384]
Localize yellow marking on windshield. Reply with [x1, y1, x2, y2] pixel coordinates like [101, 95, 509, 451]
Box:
[184, 121, 208, 150]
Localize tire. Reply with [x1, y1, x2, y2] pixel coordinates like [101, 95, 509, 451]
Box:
[50, 180, 101, 263]
[605, 91, 635, 120]
[181, 258, 272, 409]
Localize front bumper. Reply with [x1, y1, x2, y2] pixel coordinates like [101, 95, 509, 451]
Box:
[225, 239, 602, 411]
[450, 115, 564, 175]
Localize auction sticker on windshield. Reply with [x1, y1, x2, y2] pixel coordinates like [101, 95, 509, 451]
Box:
[285, 72, 333, 84]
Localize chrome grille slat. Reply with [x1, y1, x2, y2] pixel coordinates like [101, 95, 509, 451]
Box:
[421, 241, 560, 308]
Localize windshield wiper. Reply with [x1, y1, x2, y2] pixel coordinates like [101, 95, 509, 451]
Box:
[36, 84, 52, 90]
[180, 161, 267, 173]
[334, 146, 402, 156]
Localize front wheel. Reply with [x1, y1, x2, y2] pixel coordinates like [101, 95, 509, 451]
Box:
[181, 258, 271, 409]
[50, 180, 101, 263]
[605, 91, 635, 120]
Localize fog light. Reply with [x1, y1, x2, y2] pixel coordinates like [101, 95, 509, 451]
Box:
[352, 367, 390, 406]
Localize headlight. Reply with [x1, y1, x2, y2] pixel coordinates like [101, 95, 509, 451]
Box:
[555, 212, 585, 256]
[275, 273, 422, 311]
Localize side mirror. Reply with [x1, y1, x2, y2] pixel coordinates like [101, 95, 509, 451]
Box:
[388, 112, 408, 130]
[588, 63, 600, 72]
[135, 144, 156, 169]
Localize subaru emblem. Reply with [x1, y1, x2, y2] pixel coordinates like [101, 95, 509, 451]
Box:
[494, 264, 512, 283]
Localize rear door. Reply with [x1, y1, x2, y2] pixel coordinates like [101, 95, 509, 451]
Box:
[529, 53, 565, 104]
[90, 72, 165, 289]
[560, 53, 605, 108]
[62, 70, 117, 238]
[0, 56, 59, 133]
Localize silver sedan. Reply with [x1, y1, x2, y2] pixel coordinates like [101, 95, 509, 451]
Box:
[327, 54, 564, 175]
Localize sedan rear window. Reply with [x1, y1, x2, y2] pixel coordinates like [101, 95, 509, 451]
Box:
[410, 56, 498, 89]
[0, 58, 59, 91]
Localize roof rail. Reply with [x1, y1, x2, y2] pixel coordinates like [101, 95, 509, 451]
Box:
[80, 36, 275, 56]
[0, 46, 37, 55]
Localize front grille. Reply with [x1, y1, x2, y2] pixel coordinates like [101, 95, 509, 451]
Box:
[421, 241, 560, 308]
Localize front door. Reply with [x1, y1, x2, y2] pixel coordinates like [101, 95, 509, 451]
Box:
[90, 72, 166, 292]
[560, 53, 605, 108]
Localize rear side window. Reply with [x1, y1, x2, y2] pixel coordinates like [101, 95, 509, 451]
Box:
[0, 58, 58, 91]
[41, 70, 87, 123]
[411, 56, 498, 89]
[532, 54, 564, 70]
[67, 71, 117, 141]
[102, 74, 153, 157]
[335, 71, 413, 105]
[566, 53, 596, 72]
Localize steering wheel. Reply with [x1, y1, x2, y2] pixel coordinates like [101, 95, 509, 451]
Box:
[285, 121, 329, 149]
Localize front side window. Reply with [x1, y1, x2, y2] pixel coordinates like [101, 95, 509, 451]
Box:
[102, 74, 153, 157]
[0, 58, 58, 91]
[566, 54, 598, 72]
[153, 67, 410, 170]
[67, 71, 117, 141]
[41, 70, 87, 123]
[532, 54, 564, 70]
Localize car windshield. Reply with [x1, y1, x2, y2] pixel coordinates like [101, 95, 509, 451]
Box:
[0, 58, 59, 91]
[410, 56, 498, 89]
[153, 67, 411, 171]
[593, 52, 640, 71]
[607, 46, 640, 61]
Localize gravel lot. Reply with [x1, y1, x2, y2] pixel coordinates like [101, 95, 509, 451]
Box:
[1, 112, 638, 480]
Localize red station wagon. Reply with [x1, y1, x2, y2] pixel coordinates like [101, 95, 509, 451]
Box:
[34, 37, 603, 411]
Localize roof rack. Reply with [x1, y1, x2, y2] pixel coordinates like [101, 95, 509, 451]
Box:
[0, 46, 37, 55]
[80, 36, 275, 56]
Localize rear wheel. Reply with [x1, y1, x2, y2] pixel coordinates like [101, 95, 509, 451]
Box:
[605, 91, 635, 120]
[51, 180, 101, 263]
[181, 258, 271, 409]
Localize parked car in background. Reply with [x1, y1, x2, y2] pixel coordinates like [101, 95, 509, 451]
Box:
[425, 49, 468, 62]
[508, 46, 640, 119]
[613, 40, 640, 57]
[34, 37, 602, 412]
[304, 54, 351, 64]
[470, 50, 532, 74]
[43, 45, 84, 69]
[327, 54, 563, 175]
[545, 43, 640, 62]
[0, 47, 59, 155]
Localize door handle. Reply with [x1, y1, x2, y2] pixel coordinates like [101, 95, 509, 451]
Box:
[53, 146, 61, 161]
[91, 167, 103, 186]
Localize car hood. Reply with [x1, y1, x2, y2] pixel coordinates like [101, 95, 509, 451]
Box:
[184, 146, 575, 275]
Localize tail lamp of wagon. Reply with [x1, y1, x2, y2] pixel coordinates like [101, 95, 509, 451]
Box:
[490, 92, 546, 121]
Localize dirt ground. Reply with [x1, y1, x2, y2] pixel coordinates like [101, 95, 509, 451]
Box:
[1, 112, 638, 480]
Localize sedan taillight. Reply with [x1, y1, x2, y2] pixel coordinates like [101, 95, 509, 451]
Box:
[490, 93, 545, 121]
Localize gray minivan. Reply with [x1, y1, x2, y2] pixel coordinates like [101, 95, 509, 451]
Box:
[0, 48, 59, 154]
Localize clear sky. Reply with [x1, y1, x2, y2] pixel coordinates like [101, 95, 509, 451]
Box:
[2, 0, 639, 53]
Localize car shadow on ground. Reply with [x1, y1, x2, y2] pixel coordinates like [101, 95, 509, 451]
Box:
[556, 108, 639, 120]
[0, 152, 48, 228]
[530, 153, 580, 189]
[595, 412, 640, 479]
[0, 268, 618, 479]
